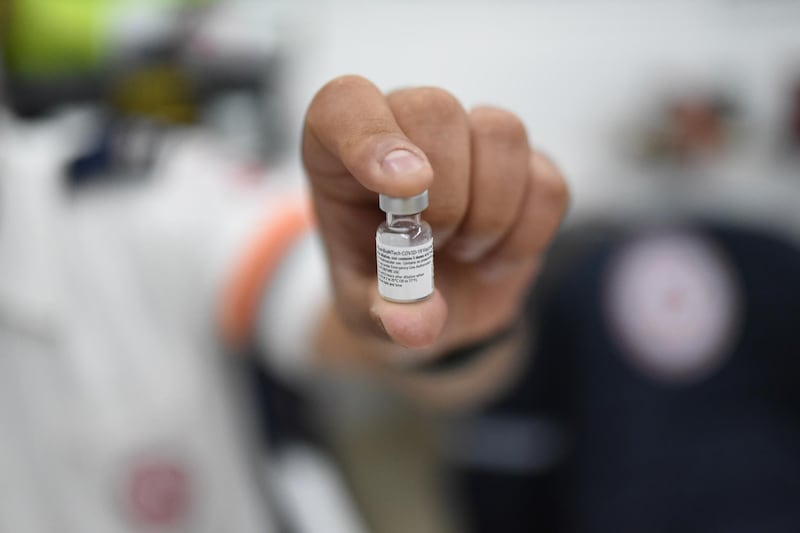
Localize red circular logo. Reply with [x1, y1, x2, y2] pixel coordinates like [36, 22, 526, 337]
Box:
[605, 231, 740, 383]
[125, 459, 190, 527]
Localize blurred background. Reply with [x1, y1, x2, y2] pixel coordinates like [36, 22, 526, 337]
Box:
[1, 0, 800, 532]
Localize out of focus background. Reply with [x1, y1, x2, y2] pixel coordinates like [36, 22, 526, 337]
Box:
[2, 0, 800, 532]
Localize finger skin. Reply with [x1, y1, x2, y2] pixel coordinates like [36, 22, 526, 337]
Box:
[370, 288, 448, 350]
[303, 74, 433, 202]
[386, 87, 471, 244]
[447, 106, 531, 263]
[477, 150, 570, 281]
[304, 77, 453, 348]
[303, 76, 569, 353]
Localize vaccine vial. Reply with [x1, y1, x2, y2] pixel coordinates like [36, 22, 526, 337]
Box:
[376, 191, 434, 302]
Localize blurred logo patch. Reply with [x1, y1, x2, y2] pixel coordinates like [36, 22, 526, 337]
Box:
[122, 457, 191, 528]
[605, 230, 741, 384]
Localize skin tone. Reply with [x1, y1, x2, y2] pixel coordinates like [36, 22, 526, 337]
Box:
[304, 75, 569, 407]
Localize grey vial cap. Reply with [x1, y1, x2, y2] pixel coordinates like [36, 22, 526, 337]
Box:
[379, 190, 429, 215]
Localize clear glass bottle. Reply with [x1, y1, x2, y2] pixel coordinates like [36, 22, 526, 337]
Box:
[375, 191, 434, 302]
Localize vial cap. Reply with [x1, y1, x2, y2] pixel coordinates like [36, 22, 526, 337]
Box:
[379, 191, 429, 215]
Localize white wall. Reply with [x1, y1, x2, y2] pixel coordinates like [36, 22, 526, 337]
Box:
[273, 0, 800, 209]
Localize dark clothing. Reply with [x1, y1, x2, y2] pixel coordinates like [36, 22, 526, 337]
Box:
[454, 220, 800, 533]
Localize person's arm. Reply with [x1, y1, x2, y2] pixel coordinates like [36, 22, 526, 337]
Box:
[303, 76, 569, 408]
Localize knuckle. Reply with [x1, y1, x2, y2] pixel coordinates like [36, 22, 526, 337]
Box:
[391, 86, 465, 125]
[470, 106, 528, 146]
[317, 74, 372, 100]
[307, 74, 373, 126]
[483, 210, 516, 234]
[539, 161, 571, 213]
[462, 209, 515, 242]
[427, 206, 467, 237]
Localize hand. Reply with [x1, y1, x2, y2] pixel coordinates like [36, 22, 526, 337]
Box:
[303, 75, 568, 365]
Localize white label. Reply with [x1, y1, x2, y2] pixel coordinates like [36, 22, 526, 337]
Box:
[376, 239, 434, 302]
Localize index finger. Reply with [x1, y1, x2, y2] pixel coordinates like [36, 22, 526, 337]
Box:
[302, 75, 434, 203]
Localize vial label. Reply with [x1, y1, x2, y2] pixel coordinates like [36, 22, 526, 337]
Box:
[376, 239, 434, 302]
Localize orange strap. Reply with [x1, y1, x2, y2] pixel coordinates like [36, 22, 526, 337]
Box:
[219, 198, 313, 348]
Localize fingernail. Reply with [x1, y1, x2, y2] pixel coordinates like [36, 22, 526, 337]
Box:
[449, 236, 496, 263]
[381, 149, 425, 177]
[477, 260, 520, 283]
[477, 257, 540, 284]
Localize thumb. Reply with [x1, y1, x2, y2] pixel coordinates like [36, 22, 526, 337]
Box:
[303, 75, 433, 203]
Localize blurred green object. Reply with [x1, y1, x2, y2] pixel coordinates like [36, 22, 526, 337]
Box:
[1, 0, 212, 77]
[3, 0, 105, 76]
[111, 64, 197, 124]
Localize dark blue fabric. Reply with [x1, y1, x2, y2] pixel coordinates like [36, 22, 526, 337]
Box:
[455, 220, 800, 533]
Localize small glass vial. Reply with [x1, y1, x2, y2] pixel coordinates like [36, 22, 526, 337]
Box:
[376, 191, 434, 302]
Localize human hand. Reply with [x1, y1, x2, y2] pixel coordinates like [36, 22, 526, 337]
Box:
[303, 75, 568, 365]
